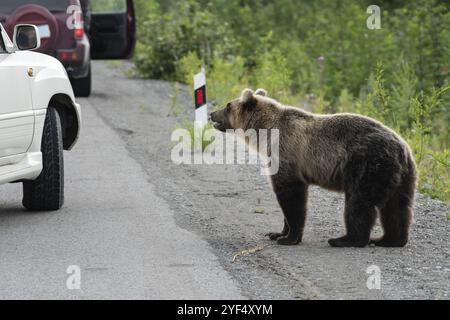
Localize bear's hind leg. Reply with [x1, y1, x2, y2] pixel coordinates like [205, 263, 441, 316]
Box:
[371, 194, 412, 247]
[271, 179, 308, 246]
[329, 193, 376, 248]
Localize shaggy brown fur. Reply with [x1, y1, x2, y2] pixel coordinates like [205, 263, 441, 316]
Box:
[210, 88, 417, 247]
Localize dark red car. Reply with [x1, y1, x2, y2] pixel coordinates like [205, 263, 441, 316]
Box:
[0, 0, 136, 97]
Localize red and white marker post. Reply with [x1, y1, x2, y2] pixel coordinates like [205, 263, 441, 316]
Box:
[194, 68, 207, 129]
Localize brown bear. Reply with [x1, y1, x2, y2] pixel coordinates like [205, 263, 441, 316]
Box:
[210, 88, 417, 247]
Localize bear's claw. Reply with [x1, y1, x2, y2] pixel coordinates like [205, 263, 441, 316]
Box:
[328, 236, 368, 247]
[369, 237, 407, 247]
[265, 232, 286, 241]
[276, 236, 301, 246]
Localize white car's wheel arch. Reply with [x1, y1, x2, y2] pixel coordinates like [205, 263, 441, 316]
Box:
[47, 94, 81, 151]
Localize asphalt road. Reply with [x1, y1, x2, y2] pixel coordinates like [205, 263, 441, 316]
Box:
[0, 61, 448, 299]
[0, 68, 243, 299]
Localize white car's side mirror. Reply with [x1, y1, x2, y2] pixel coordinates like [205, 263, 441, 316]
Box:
[13, 24, 41, 51]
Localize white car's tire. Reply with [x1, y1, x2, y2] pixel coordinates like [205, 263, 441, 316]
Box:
[22, 107, 64, 211]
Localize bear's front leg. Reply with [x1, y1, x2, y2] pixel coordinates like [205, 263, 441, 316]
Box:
[271, 177, 308, 246]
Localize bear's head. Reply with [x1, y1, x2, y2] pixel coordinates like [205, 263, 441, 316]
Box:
[210, 88, 272, 132]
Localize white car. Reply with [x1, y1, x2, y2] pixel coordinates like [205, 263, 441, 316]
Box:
[0, 23, 81, 211]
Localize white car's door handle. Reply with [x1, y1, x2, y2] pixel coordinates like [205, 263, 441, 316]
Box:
[27, 67, 33, 77]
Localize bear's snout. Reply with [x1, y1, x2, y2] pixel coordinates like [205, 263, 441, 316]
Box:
[209, 110, 217, 121]
[210, 109, 228, 132]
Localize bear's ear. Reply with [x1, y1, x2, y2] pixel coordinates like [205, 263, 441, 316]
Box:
[240, 88, 256, 108]
[255, 88, 268, 97]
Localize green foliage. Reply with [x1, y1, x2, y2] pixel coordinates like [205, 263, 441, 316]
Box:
[178, 53, 246, 108]
[177, 52, 203, 87]
[133, 0, 450, 202]
[132, 0, 234, 80]
[253, 47, 293, 101]
[91, 0, 125, 12]
[208, 55, 246, 108]
[417, 150, 450, 201]
[390, 60, 418, 128]
[356, 64, 392, 123]
[337, 89, 354, 113]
